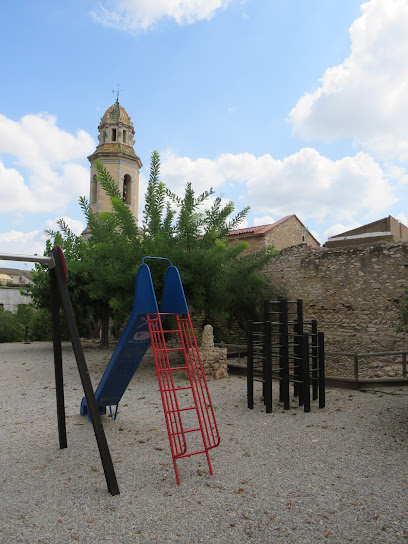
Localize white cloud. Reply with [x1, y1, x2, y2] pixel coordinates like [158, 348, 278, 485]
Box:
[92, 0, 229, 31]
[246, 148, 396, 223]
[289, 0, 408, 161]
[159, 148, 397, 226]
[396, 212, 408, 226]
[254, 215, 276, 226]
[0, 216, 85, 261]
[44, 217, 86, 237]
[324, 222, 360, 240]
[0, 113, 94, 213]
[0, 229, 46, 260]
[161, 152, 225, 195]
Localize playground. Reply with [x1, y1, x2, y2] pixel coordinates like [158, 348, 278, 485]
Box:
[1, 341, 407, 543]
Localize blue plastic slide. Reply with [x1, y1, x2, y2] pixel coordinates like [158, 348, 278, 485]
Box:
[80, 258, 173, 418]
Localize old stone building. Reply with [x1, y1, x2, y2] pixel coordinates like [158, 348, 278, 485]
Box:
[227, 215, 320, 255]
[325, 215, 408, 248]
[82, 99, 142, 239]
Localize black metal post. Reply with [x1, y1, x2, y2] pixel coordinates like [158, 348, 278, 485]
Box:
[247, 320, 254, 409]
[293, 299, 303, 398]
[49, 266, 67, 450]
[51, 247, 120, 496]
[279, 299, 290, 410]
[311, 320, 318, 400]
[302, 333, 310, 413]
[318, 332, 325, 409]
[263, 321, 272, 413]
[263, 299, 270, 323]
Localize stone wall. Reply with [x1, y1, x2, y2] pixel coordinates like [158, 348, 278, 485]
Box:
[263, 242, 408, 377]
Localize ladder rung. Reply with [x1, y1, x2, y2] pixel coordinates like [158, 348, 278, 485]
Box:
[167, 406, 196, 414]
[162, 329, 180, 334]
[162, 385, 192, 392]
[175, 449, 208, 459]
[172, 427, 201, 436]
[158, 365, 188, 372]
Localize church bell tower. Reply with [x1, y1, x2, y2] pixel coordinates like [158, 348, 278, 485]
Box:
[82, 99, 142, 240]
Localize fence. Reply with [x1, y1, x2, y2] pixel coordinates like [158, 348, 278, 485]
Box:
[326, 350, 408, 381]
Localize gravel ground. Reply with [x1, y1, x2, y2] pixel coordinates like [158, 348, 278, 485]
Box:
[0, 341, 407, 544]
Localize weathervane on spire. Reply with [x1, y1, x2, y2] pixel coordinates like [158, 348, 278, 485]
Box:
[113, 84, 124, 103]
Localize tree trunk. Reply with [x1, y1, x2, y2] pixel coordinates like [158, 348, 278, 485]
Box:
[100, 303, 110, 349]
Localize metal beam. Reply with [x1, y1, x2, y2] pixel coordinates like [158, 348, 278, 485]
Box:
[0, 253, 55, 267]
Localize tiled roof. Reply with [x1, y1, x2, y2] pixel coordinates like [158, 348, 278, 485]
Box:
[93, 142, 136, 157]
[227, 215, 293, 237]
[100, 100, 132, 125]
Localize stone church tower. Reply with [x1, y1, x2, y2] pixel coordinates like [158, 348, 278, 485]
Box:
[82, 99, 142, 240]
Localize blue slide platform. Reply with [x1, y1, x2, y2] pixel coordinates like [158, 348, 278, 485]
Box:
[80, 257, 187, 418]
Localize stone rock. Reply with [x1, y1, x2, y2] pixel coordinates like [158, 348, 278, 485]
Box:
[201, 324, 215, 350]
[197, 324, 228, 380]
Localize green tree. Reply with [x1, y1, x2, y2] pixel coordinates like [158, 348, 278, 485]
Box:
[78, 160, 145, 346]
[0, 307, 25, 342]
[28, 151, 278, 346]
[140, 152, 278, 337]
[25, 220, 95, 341]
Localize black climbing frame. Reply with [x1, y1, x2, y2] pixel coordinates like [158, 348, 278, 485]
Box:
[247, 298, 325, 413]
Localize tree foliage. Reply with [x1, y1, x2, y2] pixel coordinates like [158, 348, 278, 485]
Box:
[28, 151, 278, 345]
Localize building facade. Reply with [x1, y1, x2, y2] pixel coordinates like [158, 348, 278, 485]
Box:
[0, 268, 32, 312]
[227, 215, 320, 255]
[325, 215, 408, 248]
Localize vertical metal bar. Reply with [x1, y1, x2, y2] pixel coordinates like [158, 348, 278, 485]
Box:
[302, 333, 310, 413]
[296, 333, 304, 407]
[261, 299, 269, 404]
[311, 320, 318, 400]
[280, 299, 290, 410]
[402, 352, 407, 378]
[293, 299, 303, 398]
[51, 247, 119, 496]
[353, 353, 359, 382]
[264, 321, 272, 413]
[263, 299, 270, 323]
[318, 332, 325, 409]
[49, 266, 67, 450]
[247, 320, 254, 409]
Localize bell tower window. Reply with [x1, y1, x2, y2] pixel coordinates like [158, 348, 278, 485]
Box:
[90, 175, 97, 204]
[112, 128, 117, 141]
[123, 129, 127, 143]
[123, 174, 131, 205]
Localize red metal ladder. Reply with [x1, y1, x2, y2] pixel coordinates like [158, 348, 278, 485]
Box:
[147, 311, 220, 485]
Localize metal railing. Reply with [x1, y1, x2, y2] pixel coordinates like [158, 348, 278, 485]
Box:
[326, 350, 408, 381]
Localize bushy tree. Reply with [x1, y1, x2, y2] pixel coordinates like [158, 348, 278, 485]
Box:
[28, 151, 278, 346]
[138, 151, 277, 337]
[0, 307, 25, 342]
[25, 220, 96, 341]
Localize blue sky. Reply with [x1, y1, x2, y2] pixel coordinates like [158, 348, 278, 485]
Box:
[1, 0, 407, 264]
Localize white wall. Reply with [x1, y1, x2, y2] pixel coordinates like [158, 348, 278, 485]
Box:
[0, 287, 32, 312]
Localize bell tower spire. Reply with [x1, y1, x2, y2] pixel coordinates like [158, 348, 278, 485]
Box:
[82, 100, 142, 240]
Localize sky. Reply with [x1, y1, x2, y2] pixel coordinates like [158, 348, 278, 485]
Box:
[1, 0, 408, 267]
